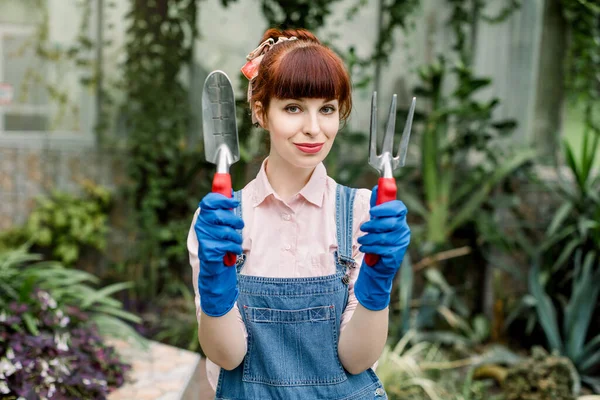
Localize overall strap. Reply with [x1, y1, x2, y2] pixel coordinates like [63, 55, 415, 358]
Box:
[233, 189, 245, 273]
[335, 184, 357, 268]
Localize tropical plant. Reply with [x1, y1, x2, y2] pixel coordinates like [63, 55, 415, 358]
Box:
[0, 246, 144, 399]
[541, 127, 600, 274]
[502, 128, 600, 343]
[0, 247, 143, 343]
[528, 256, 600, 393]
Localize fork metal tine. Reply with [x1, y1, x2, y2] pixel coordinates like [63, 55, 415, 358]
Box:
[397, 97, 416, 166]
[369, 92, 379, 162]
[381, 94, 397, 155]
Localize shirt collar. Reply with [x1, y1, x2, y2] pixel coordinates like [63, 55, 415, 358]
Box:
[252, 158, 328, 208]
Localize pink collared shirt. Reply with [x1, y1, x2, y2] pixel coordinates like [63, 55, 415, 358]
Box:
[187, 159, 371, 391]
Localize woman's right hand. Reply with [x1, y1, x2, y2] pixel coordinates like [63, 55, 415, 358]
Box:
[194, 192, 244, 317]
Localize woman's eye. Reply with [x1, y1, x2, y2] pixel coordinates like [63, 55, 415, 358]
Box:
[321, 106, 336, 114]
[285, 105, 301, 113]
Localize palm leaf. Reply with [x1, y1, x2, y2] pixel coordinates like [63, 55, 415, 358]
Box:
[80, 282, 134, 308]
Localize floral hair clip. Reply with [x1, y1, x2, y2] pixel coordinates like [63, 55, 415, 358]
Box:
[241, 36, 298, 81]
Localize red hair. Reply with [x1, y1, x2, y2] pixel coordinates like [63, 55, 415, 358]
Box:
[250, 28, 352, 121]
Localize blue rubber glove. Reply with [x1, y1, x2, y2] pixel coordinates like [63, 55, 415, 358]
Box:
[355, 186, 411, 311]
[194, 192, 244, 317]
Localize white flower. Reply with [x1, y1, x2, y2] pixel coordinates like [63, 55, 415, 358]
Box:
[0, 381, 10, 394]
[0, 312, 6, 322]
[6, 349, 14, 360]
[54, 333, 69, 352]
[83, 378, 91, 385]
[48, 383, 56, 398]
[59, 315, 70, 328]
[0, 358, 16, 377]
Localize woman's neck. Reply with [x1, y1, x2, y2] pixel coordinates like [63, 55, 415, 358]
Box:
[265, 152, 315, 203]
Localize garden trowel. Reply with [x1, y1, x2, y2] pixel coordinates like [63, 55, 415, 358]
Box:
[202, 70, 240, 266]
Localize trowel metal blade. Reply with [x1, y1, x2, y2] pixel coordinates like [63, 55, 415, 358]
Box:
[201, 70, 240, 166]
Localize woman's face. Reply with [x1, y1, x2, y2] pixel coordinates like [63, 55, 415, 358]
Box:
[256, 97, 340, 170]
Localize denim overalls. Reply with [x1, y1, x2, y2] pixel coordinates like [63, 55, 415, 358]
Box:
[215, 185, 388, 400]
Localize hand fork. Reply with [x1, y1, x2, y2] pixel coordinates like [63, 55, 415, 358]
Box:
[365, 93, 416, 267]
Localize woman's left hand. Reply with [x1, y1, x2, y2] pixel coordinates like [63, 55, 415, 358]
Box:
[354, 185, 411, 311]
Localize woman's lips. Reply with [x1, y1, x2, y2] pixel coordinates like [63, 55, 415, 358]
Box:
[294, 143, 324, 154]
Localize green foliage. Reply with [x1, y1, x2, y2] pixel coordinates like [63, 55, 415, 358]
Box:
[0, 181, 111, 267]
[392, 261, 491, 348]
[377, 331, 519, 400]
[528, 259, 600, 393]
[0, 246, 144, 344]
[258, 0, 345, 30]
[152, 282, 202, 355]
[122, 0, 207, 300]
[504, 128, 600, 344]
[542, 128, 600, 274]
[561, 0, 600, 134]
[401, 56, 533, 249]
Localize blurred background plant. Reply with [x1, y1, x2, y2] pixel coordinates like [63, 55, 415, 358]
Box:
[0, 180, 111, 266]
[0, 247, 144, 398]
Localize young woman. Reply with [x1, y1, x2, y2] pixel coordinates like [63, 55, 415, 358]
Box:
[188, 28, 410, 399]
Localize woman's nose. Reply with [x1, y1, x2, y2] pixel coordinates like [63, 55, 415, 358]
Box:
[303, 112, 321, 136]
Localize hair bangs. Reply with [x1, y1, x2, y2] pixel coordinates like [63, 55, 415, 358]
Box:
[273, 46, 347, 102]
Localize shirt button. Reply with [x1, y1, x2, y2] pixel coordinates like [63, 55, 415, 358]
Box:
[282, 214, 291, 221]
[284, 244, 291, 251]
[375, 387, 386, 397]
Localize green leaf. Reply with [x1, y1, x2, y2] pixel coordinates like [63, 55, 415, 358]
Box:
[551, 237, 582, 272]
[80, 282, 134, 309]
[23, 313, 39, 336]
[579, 348, 600, 373]
[576, 333, 600, 365]
[449, 149, 534, 233]
[397, 187, 428, 219]
[546, 202, 573, 236]
[564, 267, 600, 359]
[564, 139, 584, 189]
[92, 305, 142, 324]
[529, 263, 563, 352]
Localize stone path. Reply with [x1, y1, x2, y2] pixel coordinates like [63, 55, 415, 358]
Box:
[106, 339, 215, 400]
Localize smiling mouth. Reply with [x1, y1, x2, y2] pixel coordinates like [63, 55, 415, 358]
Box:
[294, 143, 325, 154]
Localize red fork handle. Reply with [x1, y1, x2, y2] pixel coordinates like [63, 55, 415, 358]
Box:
[365, 177, 397, 267]
[212, 173, 237, 267]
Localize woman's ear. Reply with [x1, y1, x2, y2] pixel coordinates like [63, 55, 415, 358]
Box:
[254, 101, 266, 129]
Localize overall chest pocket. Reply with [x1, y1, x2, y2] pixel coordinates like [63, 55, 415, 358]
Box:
[242, 305, 347, 387]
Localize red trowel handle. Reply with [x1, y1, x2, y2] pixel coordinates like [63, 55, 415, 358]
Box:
[365, 177, 397, 267]
[212, 173, 237, 267]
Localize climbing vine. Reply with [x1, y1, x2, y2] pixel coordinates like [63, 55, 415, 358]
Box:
[123, 0, 207, 299]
